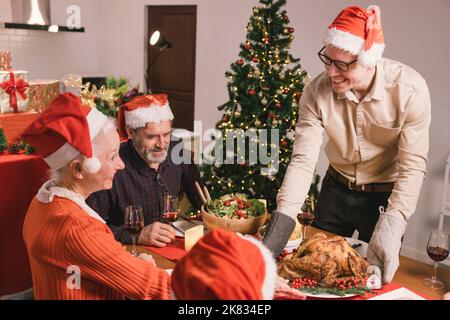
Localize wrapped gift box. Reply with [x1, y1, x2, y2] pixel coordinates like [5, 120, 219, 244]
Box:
[0, 71, 30, 114]
[0, 52, 12, 71]
[28, 79, 60, 112]
[61, 74, 82, 95]
[0, 111, 39, 144]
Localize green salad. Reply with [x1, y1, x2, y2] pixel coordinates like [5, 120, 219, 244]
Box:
[205, 193, 266, 219]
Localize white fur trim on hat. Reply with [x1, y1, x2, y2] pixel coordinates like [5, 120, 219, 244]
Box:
[44, 108, 108, 170]
[82, 156, 102, 173]
[239, 234, 278, 300]
[125, 103, 174, 129]
[324, 27, 365, 55]
[357, 42, 385, 68]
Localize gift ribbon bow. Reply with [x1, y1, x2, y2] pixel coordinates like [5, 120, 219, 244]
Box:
[0, 72, 29, 113]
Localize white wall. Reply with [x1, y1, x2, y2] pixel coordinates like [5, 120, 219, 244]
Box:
[2, 0, 449, 266]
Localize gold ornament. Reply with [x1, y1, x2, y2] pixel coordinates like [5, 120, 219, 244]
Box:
[255, 120, 262, 127]
[234, 111, 241, 117]
[280, 73, 285, 80]
[254, 70, 261, 77]
[261, 97, 268, 105]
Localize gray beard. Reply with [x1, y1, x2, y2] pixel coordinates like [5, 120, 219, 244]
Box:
[133, 140, 168, 164]
[145, 150, 168, 163]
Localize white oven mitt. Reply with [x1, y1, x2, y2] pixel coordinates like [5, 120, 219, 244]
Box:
[367, 206, 407, 284]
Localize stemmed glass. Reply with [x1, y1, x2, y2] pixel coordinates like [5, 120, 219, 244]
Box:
[297, 197, 315, 242]
[423, 230, 449, 290]
[162, 194, 181, 246]
[124, 205, 144, 257]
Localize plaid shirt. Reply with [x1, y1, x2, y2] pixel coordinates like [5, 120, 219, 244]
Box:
[86, 139, 203, 243]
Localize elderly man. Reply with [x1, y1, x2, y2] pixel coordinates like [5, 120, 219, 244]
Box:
[22, 93, 170, 299]
[86, 94, 203, 248]
[263, 5, 431, 284]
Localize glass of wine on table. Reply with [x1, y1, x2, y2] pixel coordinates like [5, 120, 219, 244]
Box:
[297, 196, 315, 242]
[162, 194, 181, 246]
[423, 230, 449, 290]
[124, 205, 144, 257]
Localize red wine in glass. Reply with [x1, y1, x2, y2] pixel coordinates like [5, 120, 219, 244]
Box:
[125, 221, 144, 235]
[297, 212, 315, 226]
[124, 205, 144, 257]
[423, 230, 449, 290]
[427, 246, 449, 262]
[297, 197, 315, 241]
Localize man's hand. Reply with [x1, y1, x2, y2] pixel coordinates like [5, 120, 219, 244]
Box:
[274, 276, 306, 300]
[137, 253, 156, 266]
[367, 209, 407, 284]
[138, 222, 176, 248]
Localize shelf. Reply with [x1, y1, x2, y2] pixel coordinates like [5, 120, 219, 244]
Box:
[2, 22, 84, 33]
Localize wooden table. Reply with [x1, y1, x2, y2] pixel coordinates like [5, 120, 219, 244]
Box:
[131, 227, 450, 300]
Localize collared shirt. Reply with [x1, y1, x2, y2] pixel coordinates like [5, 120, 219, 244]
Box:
[277, 58, 431, 220]
[86, 139, 203, 243]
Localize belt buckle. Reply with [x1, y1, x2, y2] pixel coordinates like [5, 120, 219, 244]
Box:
[348, 180, 355, 190]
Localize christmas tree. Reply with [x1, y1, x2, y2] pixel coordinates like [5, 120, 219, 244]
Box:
[0, 128, 6, 153]
[201, 0, 320, 211]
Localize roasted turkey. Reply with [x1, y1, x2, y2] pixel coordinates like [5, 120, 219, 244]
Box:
[278, 233, 369, 287]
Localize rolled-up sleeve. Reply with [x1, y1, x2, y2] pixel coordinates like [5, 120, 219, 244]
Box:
[386, 80, 431, 219]
[276, 84, 325, 219]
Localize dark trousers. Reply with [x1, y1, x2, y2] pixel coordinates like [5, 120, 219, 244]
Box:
[313, 171, 391, 243]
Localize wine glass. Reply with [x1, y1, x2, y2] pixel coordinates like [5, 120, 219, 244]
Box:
[423, 230, 449, 290]
[124, 205, 144, 257]
[297, 197, 315, 242]
[162, 194, 181, 246]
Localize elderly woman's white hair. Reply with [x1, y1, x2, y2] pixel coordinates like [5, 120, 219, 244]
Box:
[50, 117, 117, 183]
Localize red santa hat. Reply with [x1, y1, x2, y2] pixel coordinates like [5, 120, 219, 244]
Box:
[171, 229, 277, 300]
[21, 93, 107, 172]
[118, 94, 174, 137]
[324, 5, 385, 68]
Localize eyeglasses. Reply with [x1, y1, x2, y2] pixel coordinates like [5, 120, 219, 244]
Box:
[317, 46, 357, 72]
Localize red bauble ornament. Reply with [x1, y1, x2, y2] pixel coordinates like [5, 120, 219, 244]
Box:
[245, 42, 251, 50]
[223, 115, 229, 122]
[263, 36, 269, 44]
[248, 89, 256, 96]
[252, 56, 259, 63]
[237, 59, 244, 66]
[275, 102, 282, 109]
[288, 27, 295, 33]
[283, 15, 290, 22]
[268, 112, 276, 119]
[281, 139, 288, 147]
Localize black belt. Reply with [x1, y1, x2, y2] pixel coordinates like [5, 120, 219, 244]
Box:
[327, 166, 395, 192]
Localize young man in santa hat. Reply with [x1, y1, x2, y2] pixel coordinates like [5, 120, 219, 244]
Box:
[263, 6, 431, 284]
[21, 93, 171, 299]
[171, 229, 306, 300]
[86, 94, 203, 248]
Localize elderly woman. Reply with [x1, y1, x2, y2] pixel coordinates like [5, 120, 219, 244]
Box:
[21, 93, 170, 300]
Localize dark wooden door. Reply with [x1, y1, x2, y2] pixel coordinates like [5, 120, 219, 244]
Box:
[147, 6, 196, 131]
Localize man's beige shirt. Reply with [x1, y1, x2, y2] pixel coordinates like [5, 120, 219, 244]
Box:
[277, 58, 431, 220]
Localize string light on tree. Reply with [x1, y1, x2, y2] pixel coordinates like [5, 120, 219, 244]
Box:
[201, 0, 316, 212]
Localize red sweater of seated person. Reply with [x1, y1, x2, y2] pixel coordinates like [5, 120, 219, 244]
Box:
[23, 197, 170, 300]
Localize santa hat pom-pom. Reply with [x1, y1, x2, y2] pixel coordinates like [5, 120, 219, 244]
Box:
[357, 50, 378, 68]
[82, 156, 102, 173]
